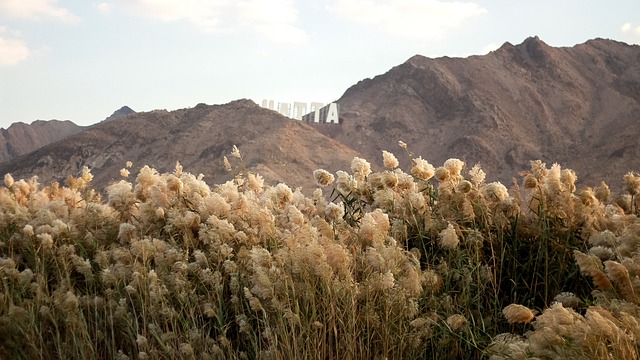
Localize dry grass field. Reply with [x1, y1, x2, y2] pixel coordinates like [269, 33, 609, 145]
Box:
[1, 144, 640, 359]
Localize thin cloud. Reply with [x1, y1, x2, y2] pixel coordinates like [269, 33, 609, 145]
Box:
[328, 0, 487, 40]
[0, 0, 79, 22]
[104, 0, 308, 44]
[0, 28, 29, 66]
[96, 2, 112, 15]
[619, 22, 640, 44]
[120, 0, 227, 32]
[621, 23, 632, 33]
[236, 0, 307, 44]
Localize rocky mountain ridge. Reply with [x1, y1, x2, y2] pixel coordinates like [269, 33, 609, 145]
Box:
[326, 36, 640, 189]
[2, 37, 640, 191]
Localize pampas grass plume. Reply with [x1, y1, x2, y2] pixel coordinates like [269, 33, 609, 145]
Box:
[503, 304, 535, 324]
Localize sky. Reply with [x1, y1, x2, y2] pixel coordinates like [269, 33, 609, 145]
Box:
[1, 0, 640, 128]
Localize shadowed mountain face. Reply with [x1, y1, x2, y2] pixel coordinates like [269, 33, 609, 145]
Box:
[0, 100, 359, 190]
[0, 120, 85, 163]
[2, 37, 640, 191]
[325, 37, 640, 189]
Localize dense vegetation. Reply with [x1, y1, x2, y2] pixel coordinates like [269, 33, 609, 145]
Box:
[1, 144, 640, 359]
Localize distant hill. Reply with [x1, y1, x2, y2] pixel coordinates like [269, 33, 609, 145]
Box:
[0, 120, 84, 163]
[0, 100, 359, 190]
[324, 37, 640, 189]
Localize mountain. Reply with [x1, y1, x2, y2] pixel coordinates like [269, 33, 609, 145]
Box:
[326, 37, 640, 189]
[0, 100, 359, 190]
[0, 120, 85, 163]
[102, 106, 136, 122]
[2, 37, 640, 191]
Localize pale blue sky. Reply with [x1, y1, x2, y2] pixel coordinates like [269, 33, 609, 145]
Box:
[1, 0, 639, 128]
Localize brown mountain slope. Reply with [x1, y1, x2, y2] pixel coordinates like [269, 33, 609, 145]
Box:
[0, 120, 84, 163]
[327, 37, 640, 189]
[0, 100, 359, 190]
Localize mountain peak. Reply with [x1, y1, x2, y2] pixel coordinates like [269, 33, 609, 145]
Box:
[103, 106, 136, 122]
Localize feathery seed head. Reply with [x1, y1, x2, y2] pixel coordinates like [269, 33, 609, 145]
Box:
[223, 156, 232, 172]
[351, 157, 371, 181]
[81, 166, 93, 183]
[61, 290, 79, 312]
[423, 269, 443, 293]
[23, 224, 34, 237]
[554, 292, 583, 308]
[231, 145, 241, 159]
[4, 173, 13, 188]
[604, 260, 631, 287]
[155, 207, 165, 219]
[560, 168, 577, 192]
[439, 223, 459, 250]
[468, 163, 486, 186]
[313, 169, 335, 187]
[588, 230, 617, 248]
[502, 304, 535, 324]
[523, 174, 538, 189]
[247, 172, 264, 193]
[335, 170, 357, 194]
[444, 158, 464, 176]
[167, 174, 183, 192]
[594, 181, 611, 202]
[589, 246, 615, 261]
[382, 171, 399, 188]
[37, 233, 54, 250]
[529, 160, 548, 180]
[411, 157, 435, 180]
[446, 314, 468, 331]
[382, 150, 399, 169]
[274, 183, 293, 205]
[136, 335, 148, 349]
[482, 182, 509, 202]
[625, 172, 640, 195]
[325, 202, 344, 222]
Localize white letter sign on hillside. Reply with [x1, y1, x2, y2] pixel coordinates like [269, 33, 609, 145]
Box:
[278, 103, 291, 117]
[262, 99, 340, 124]
[324, 103, 339, 124]
[301, 102, 340, 124]
[293, 102, 307, 120]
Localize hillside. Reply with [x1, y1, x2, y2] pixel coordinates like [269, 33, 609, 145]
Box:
[0, 100, 359, 190]
[326, 37, 640, 189]
[0, 120, 84, 163]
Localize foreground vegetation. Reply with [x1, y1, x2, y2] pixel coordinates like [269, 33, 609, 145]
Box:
[1, 144, 640, 359]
